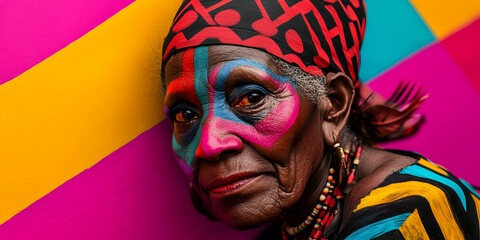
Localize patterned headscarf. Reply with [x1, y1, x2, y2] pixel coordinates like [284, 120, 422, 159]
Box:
[162, 0, 427, 142]
[162, 0, 366, 84]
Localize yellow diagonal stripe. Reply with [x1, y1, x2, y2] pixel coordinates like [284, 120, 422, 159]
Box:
[473, 194, 480, 234]
[399, 209, 430, 240]
[418, 158, 448, 176]
[355, 181, 464, 239]
[410, 0, 480, 38]
[0, 0, 181, 224]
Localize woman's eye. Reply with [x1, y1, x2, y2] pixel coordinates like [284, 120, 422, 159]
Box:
[174, 109, 198, 123]
[235, 91, 265, 107]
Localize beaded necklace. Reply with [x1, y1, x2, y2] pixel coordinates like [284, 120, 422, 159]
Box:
[282, 144, 362, 240]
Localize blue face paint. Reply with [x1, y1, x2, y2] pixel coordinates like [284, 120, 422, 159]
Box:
[213, 59, 296, 123]
[170, 46, 209, 181]
[167, 46, 300, 182]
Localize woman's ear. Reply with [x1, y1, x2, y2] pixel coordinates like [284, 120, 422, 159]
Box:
[321, 72, 355, 147]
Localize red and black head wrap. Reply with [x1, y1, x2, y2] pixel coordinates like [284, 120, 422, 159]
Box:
[162, 0, 427, 142]
[163, 0, 366, 84]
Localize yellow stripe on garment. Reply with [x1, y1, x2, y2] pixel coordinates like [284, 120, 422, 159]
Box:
[473, 194, 480, 234]
[409, 0, 480, 39]
[0, 0, 181, 224]
[399, 209, 430, 240]
[418, 158, 448, 176]
[354, 181, 464, 239]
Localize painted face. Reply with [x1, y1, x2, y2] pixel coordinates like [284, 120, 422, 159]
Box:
[165, 46, 299, 179]
[164, 45, 326, 229]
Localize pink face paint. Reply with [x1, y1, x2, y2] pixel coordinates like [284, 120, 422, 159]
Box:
[165, 47, 300, 182]
[194, 58, 300, 159]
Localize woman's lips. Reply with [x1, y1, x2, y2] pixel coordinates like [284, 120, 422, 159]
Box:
[207, 172, 261, 195]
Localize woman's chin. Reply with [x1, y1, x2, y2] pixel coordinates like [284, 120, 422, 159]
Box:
[218, 210, 274, 231]
[205, 175, 283, 230]
[210, 193, 282, 231]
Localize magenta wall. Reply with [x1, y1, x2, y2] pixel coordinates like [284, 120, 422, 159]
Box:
[0, 0, 479, 239]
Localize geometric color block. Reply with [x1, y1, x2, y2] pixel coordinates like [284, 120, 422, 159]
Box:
[410, 0, 480, 39]
[1, 0, 479, 239]
[369, 42, 480, 186]
[0, 121, 262, 240]
[399, 209, 430, 239]
[0, 0, 134, 84]
[359, 0, 436, 81]
[344, 213, 410, 240]
[0, 0, 180, 225]
[441, 18, 480, 94]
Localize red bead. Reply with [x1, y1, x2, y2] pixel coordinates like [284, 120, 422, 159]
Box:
[347, 170, 356, 183]
[355, 145, 362, 159]
[324, 195, 332, 205]
[321, 212, 331, 225]
[329, 198, 336, 208]
[313, 228, 323, 239]
[334, 187, 342, 196]
[326, 212, 334, 227]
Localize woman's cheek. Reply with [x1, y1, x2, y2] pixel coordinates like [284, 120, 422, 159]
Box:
[172, 128, 202, 182]
[170, 82, 299, 181]
[247, 84, 300, 147]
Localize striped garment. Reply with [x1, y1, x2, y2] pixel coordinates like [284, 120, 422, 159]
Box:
[339, 156, 480, 240]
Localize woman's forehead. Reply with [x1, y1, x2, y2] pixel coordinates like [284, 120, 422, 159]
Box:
[208, 45, 271, 67]
[164, 45, 274, 85]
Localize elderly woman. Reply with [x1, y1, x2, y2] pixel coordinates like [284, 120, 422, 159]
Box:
[161, 0, 480, 239]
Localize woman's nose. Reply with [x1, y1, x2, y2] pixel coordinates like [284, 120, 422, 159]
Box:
[195, 117, 243, 161]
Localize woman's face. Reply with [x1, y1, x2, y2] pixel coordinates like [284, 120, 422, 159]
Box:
[164, 45, 327, 229]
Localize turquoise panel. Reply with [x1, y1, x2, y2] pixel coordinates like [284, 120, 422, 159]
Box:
[344, 213, 411, 240]
[359, 0, 436, 82]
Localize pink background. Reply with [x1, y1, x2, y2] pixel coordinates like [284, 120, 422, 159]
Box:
[0, 0, 479, 239]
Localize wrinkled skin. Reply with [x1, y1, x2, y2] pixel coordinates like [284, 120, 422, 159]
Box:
[163, 45, 415, 234]
[163, 45, 357, 230]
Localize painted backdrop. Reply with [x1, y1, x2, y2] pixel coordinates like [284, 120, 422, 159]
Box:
[0, 0, 479, 239]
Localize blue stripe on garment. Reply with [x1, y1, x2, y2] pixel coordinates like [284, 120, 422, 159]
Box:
[459, 178, 480, 200]
[344, 213, 411, 240]
[400, 165, 467, 211]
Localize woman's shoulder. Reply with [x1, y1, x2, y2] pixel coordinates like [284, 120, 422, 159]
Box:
[339, 155, 480, 240]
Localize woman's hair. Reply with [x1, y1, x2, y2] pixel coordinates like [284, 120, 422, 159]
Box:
[270, 55, 425, 144]
[272, 55, 328, 104]
[271, 55, 366, 142]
